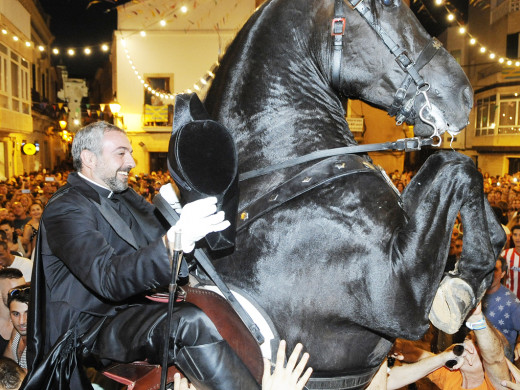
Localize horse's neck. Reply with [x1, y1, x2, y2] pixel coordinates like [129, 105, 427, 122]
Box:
[207, 4, 355, 173]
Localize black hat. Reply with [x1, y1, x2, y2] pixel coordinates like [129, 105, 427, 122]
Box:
[168, 93, 239, 251]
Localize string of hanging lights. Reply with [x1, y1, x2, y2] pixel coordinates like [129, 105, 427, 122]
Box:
[434, 0, 520, 68]
[120, 36, 218, 99]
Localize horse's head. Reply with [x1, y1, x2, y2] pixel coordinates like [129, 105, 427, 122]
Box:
[328, 0, 473, 141]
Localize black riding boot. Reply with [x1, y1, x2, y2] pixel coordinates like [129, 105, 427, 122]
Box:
[176, 339, 260, 390]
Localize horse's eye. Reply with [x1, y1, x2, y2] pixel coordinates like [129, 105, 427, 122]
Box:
[381, 0, 394, 6]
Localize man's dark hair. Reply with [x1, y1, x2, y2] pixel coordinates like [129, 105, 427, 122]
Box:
[512, 225, 520, 234]
[7, 283, 30, 308]
[0, 268, 23, 280]
[0, 357, 25, 389]
[498, 256, 509, 285]
[498, 256, 508, 272]
[0, 219, 13, 227]
[0, 240, 8, 251]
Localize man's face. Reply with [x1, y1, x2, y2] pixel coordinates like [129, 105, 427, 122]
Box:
[450, 238, 463, 257]
[91, 131, 136, 192]
[451, 228, 460, 242]
[0, 277, 25, 307]
[43, 183, 54, 195]
[0, 245, 11, 267]
[11, 202, 25, 217]
[9, 300, 28, 336]
[0, 223, 13, 240]
[0, 208, 9, 220]
[513, 228, 520, 249]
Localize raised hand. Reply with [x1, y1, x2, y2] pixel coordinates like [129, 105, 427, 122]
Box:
[262, 340, 313, 390]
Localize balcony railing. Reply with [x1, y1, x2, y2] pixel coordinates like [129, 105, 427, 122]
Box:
[144, 104, 172, 127]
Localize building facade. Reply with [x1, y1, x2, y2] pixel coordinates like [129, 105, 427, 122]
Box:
[112, 0, 256, 175]
[0, 0, 69, 179]
[441, 0, 520, 176]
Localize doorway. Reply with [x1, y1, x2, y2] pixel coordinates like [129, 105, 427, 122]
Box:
[149, 152, 168, 174]
[509, 158, 520, 175]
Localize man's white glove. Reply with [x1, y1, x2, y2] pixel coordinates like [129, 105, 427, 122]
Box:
[166, 197, 230, 253]
[159, 183, 182, 214]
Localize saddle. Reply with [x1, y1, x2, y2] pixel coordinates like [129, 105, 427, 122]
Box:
[102, 286, 264, 389]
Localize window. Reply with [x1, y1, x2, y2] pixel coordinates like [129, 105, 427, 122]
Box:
[475, 93, 520, 136]
[475, 96, 497, 136]
[143, 74, 173, 126]
[0, 44, 31, 113]
[506, 33, 519, 60]
[0, 43, 8, 109]
[498, 94, 520, 134]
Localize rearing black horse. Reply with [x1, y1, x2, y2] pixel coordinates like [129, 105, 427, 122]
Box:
[201, 0, 505, 387]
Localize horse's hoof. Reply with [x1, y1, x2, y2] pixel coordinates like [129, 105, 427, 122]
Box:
[428, 276, 475, 334]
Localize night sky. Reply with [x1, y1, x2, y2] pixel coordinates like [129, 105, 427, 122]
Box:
[39, 0, 130, 80]
[38, 0, 467, 80]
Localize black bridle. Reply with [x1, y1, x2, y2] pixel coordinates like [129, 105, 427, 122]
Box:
[331, 0, 443, 145]
[238, 0, 440, 183]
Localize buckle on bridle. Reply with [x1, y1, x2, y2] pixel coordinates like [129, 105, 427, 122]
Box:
[347, 0, 365, 10]
[395, 51, 413, 70]
[331, 18, 346, 36]
[395, 137, 431, 152]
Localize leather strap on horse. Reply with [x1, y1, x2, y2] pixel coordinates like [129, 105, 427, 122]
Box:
[387, 37, 442, 124]
[331, 0, 346, 90]
[152, 195, 265, 345]
[239, 137, 432, 182]
[306, 368, 378, 390]
[238, 154, 382, 231]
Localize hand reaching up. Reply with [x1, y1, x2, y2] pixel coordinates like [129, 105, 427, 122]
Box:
[262, 340, 313, 390]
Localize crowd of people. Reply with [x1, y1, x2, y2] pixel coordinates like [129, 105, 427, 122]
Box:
[4, 130, 520, 390]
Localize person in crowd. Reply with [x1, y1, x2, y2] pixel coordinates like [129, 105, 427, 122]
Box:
[483, 257, 520, 361]
[16, 196, 32, 215]
[0, 356, 25, 390]
[489, 191, 498, 207]
[20, 204, 42, 258]
[3, 284, 29, 371]
[0, 220, 25, 257]
[503, 225, 520, 300]
[23, 122, 258, 390]
[37, 182, 55, 206]
[385, 302, 510, 390]
[9, 203, 29, 239]
[0, 209, 10, 222]
[0, 242, 31, 282]
[0, 269, 25, 355]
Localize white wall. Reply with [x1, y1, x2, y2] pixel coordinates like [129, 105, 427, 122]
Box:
[0, 0, 30, 38]
[115, 30, 239, 132]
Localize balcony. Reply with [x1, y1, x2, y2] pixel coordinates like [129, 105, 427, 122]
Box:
[143, 104, 172, 131]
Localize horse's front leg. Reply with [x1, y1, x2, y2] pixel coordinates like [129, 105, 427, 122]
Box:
[429, 187, 505, 334]
[398, 151, 505, 335]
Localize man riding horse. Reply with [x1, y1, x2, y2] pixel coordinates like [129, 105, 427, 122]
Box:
[22, 121, 259, 390]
